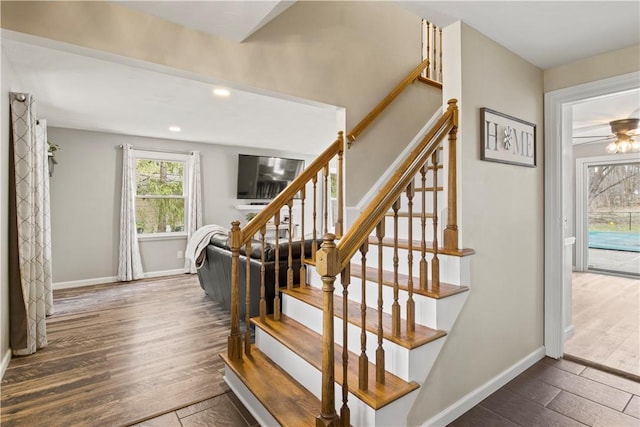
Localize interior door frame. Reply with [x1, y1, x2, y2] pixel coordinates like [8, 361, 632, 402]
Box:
[544, 71, 640, 359]
[575, 154, 639, 272]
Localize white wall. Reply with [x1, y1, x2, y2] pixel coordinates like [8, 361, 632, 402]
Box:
[408, 22, 545, 424]
[47, 127, 316, 284]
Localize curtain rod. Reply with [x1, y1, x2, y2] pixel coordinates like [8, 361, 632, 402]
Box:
[119, 145, 194, 155]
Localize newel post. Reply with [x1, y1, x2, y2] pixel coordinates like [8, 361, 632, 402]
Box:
[228, 220, 243, 361]
[443, 99, 459, 250]
[315, 233, 340, 427]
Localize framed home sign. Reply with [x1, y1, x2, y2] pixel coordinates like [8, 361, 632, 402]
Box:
[480, 108, 536, 167]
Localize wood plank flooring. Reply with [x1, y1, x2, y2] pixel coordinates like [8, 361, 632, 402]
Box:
[0, 275, 236, 427]
[450, 357, 640, 426]
[565, 272, 639, 378]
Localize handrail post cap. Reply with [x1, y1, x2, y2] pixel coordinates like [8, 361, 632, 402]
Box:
[316, 233, 339, 277]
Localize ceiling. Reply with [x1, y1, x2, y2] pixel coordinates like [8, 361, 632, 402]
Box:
[2, 1, 639, 153]
[398, 1, 640, 70]
[2, 37, 339, 155]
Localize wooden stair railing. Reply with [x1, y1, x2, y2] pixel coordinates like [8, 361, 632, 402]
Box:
[315, 99, 459, 426]
[346, 58, 430, 147]
[226, 59, 450, 426]
[227, 132, 345, 360]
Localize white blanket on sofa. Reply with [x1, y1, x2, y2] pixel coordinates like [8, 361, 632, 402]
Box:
[184, 224, 229, 274]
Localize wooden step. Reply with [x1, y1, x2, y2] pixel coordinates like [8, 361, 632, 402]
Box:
[252, 314, 419, 410]
[417, 76, 443, 89]
[280, 286, 446, 350]
[221, 348, 319, 427]
[368, 236, 476, 257]
[350, 264, 468, 300]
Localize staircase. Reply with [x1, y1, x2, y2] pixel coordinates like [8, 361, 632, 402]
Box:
[221, 53, 474, 427]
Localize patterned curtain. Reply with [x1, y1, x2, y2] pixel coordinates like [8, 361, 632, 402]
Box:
[117, 144, 143, 281]
[9, 92, 54, 356]
[184, 151, 202, 273]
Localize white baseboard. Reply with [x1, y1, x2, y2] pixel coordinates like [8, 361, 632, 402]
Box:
[1, 348, 11, 380]
[53, 269, 185, 290]
[53, 275, 118, 290]
[421, 346, 546, 427]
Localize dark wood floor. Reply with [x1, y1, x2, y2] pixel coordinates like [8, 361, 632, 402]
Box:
[450, 357, 640, 426]
[0, 275, 234, 426]
[3, 275, 638, 427]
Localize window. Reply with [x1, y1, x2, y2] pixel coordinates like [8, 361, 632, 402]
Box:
[134, 150, 190, 238]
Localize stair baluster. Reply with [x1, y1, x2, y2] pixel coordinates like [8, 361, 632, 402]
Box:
[336, 133, 344, 237]
[324, 165, 330, 234]
[425, 21, 431, 80]
[312, 174, 318, 262]
[340, 265, 351, 426]
[391, 198, 401, 337]
[259, 226, 267, 322]
[358, 242, 369, 391]
[431, 152, 440, 289]
[299, 188, 307, 286]
[432, 23, 437, 81]
[406, 180, 416, 333]
[273, 211, 282, 320]
[375, 220, 386, 384]
[245, 240, 252, 355]
[287, 200, 294, 290]
[419, 165, 428, 290]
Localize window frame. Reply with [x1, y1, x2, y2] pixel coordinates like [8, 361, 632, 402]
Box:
[133, 149, 191, 241]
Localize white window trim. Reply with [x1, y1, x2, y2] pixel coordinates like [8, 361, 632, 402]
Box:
[133, 149, 191, 240]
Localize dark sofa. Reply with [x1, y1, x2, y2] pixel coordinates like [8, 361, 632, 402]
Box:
[197, 234, 316, 319]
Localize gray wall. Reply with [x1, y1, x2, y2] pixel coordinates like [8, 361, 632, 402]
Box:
[1, 49, 21, 371]
[47, 127, 316, 284]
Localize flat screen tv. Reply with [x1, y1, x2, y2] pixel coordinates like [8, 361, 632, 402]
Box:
[236, 154, 305, 200]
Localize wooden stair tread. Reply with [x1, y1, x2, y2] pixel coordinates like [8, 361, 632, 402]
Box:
[350, 263, 468, 300]
[280, 286, 446, 349]
[252, 314, 419, 410]
[368, 236, 476, 257]
[221, 349, 319, 427]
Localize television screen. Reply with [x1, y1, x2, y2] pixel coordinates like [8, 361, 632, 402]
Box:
[236, 154, 305, 199]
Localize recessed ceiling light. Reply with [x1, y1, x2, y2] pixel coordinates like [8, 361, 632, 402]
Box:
[213, 88, 230, 97]
[168, 126, 181, 132]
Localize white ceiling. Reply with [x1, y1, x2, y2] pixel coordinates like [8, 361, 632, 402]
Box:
[2, 37, 339, 155]
[2, 1, 639, 154]
[398, 1, 640, 70]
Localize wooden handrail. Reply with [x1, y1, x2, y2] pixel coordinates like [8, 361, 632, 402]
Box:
[337, 99, 458, 270]
[346, 58, 430, 147]
[240, 135, 343, 244]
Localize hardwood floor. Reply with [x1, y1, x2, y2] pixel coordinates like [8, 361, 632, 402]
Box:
[0, 275, 238, 427]
[450, 357, 640, 426]
[565, 272, 640, 378]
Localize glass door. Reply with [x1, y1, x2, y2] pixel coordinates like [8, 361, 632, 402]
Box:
[586, 162, 640, 276]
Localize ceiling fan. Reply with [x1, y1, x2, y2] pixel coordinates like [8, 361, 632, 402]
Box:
[573, 118, 640, 153]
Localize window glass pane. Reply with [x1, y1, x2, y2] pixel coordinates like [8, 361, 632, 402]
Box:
[136, 160, 184, 196]
[136, 198, 185, 233]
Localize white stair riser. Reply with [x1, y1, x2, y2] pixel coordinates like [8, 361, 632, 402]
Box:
[345, 276, 469, 330]
[281, 293, 438, 381]
[255, 328, 419, 427]
[223, 367, 279, 427]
